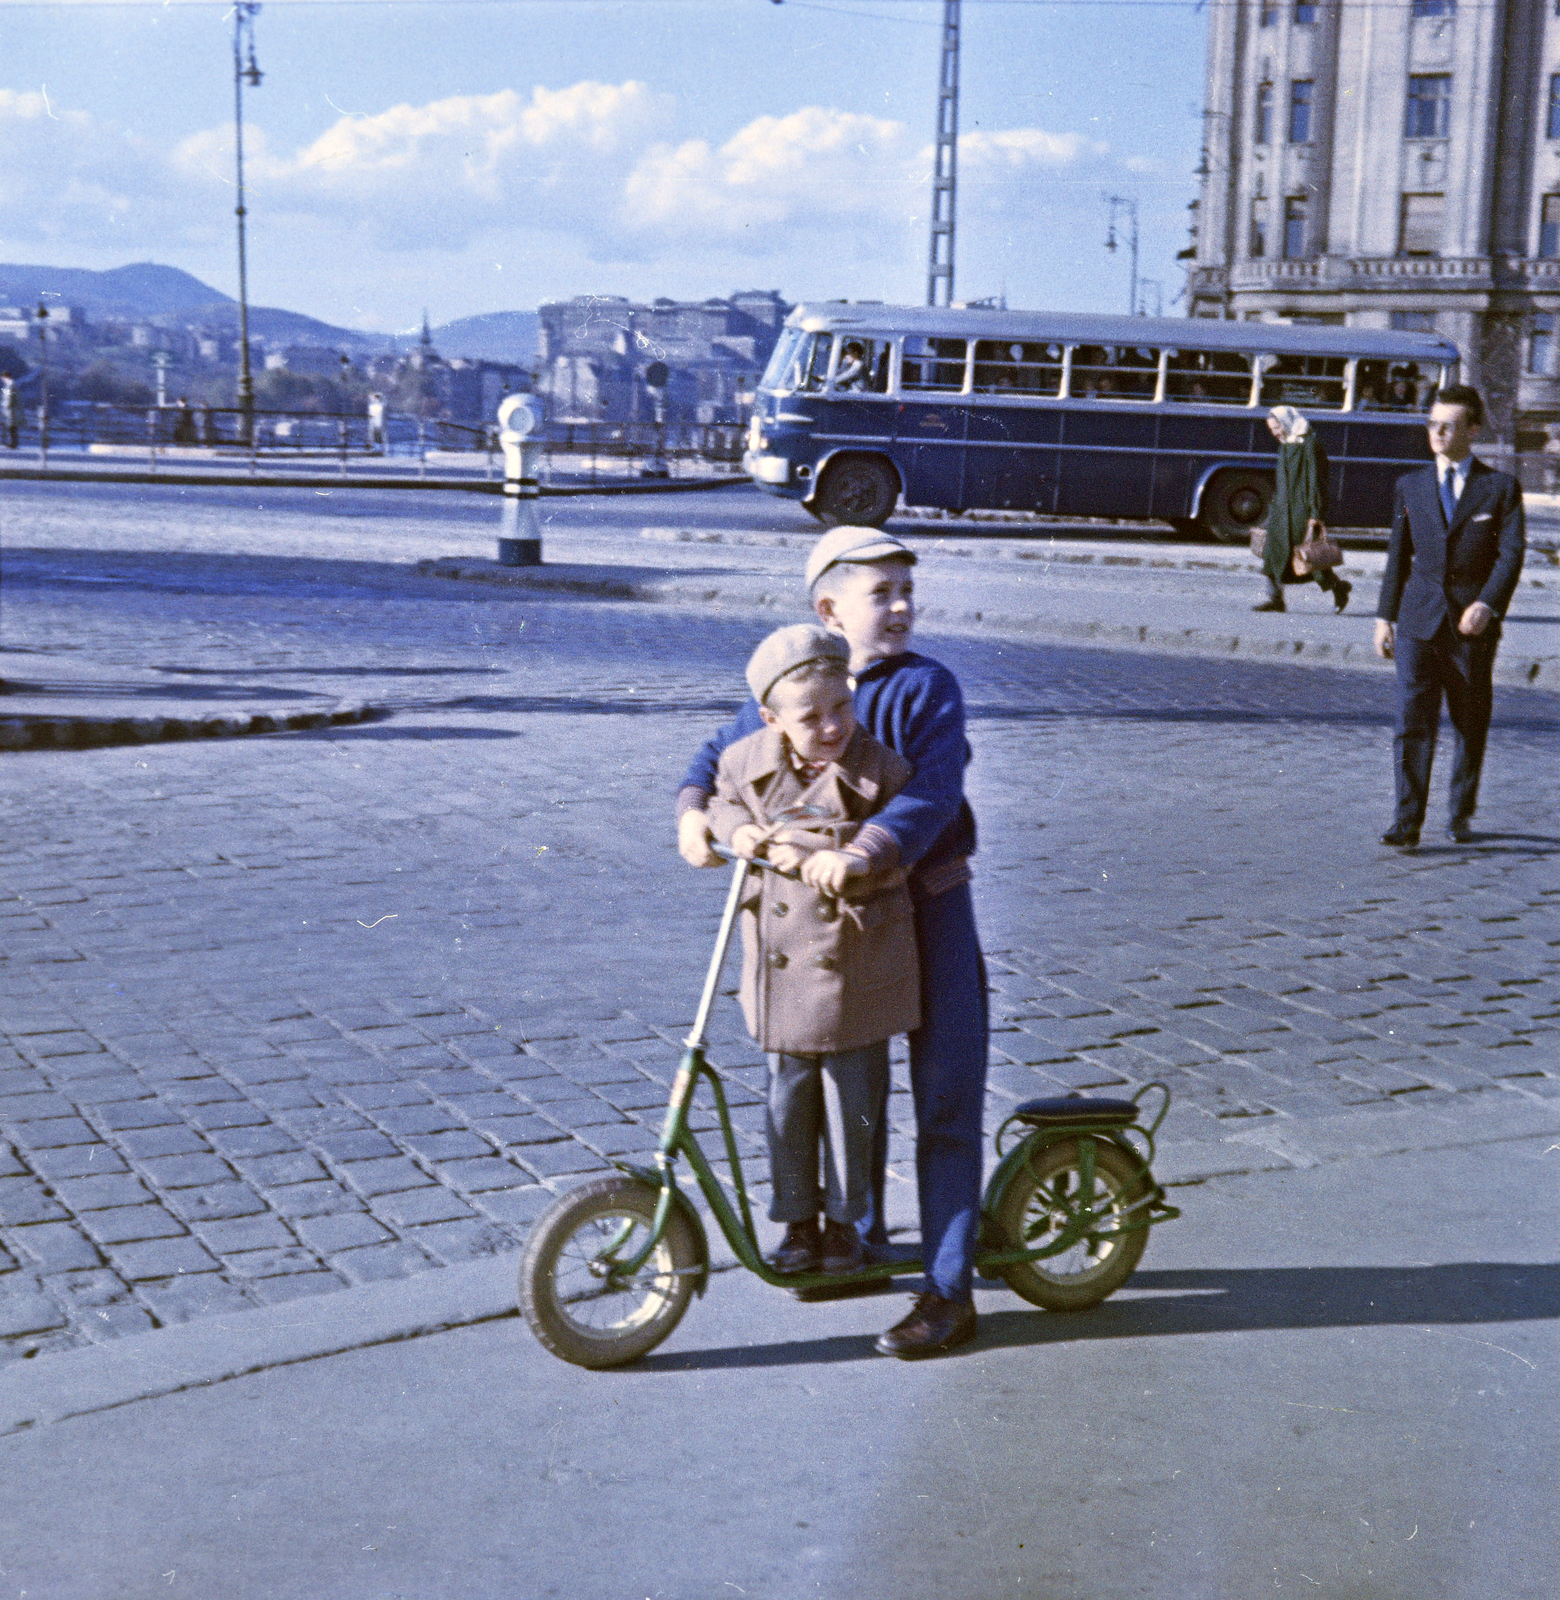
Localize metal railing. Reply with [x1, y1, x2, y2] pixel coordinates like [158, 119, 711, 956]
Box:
[0, 402, 749, 479]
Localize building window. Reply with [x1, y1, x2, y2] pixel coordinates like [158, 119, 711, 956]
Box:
[1548, 74, 1560, 139]
[1289, 81, 1314, 143]
[1283, 195, 1309, 258]
[1542, 195, 1560, 256]
[1406, 75, 1452, 139]
[1294, 0, 1316, 22]
[1251, 202, 1268, 258]
[1390, 311, 1438, 331]
[1260, 1, 1277, 23]
[1411, 0, 1454, 16]
[1255, 83, 1274, 144]
[1529, 313, 1555, 376]
[1400, 192, 1445, 255]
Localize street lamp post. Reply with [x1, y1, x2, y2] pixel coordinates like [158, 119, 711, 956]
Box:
[1104, 195, 1141, 317]
[232, 1, 262, 444]
[34, 301, 49, 468]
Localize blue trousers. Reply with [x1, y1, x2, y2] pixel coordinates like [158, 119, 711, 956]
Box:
[1392, 620, 1497, 829]
[857, 880, 989, 1302]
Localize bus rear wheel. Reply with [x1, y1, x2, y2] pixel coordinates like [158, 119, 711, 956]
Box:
[1200, 470, 1272, 544]
[812, 456, 899, 528]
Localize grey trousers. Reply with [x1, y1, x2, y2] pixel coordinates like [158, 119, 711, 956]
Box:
[766, 1042, 890, 1225]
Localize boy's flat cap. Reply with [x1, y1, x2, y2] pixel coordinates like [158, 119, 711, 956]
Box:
[804, 525, 917, 591]
[746, 624, 850, 705]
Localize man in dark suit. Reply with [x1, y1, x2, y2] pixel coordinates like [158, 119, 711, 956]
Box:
[1374, 384, 1526, 848]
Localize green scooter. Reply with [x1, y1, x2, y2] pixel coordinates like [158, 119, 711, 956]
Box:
[519, 845, 1180, 1368]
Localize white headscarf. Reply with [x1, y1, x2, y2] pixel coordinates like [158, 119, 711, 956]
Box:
[1268, 405, 1310, 444]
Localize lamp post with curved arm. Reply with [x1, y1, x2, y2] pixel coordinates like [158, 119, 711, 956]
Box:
[232, 1, 262, 444]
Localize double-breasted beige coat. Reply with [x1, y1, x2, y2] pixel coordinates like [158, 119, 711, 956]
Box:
[707, 725, 921, 1055]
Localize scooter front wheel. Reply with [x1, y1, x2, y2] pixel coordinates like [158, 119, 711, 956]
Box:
[519, 1176, 699, 1369]
[990, 1137, 1152, 1313]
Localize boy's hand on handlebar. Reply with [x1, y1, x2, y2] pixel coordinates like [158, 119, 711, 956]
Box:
[766, 841, 808, 874]
[800, 850, 869, 894]
[678, 810, 722, 868]
[728, 823, 769, 861]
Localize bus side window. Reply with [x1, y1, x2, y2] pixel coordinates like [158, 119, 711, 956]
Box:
[1258, 353, 1346, 409]
[1165, 349, 1254, 404]
[1070, 345, 1158, 400]
[972, 340, 1063, 397]
[902, 336, 969, 393]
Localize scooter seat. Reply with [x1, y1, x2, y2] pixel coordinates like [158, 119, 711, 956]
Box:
[1009, 1095, 1139, 1128]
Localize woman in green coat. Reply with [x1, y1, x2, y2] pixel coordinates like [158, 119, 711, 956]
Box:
[1255, 405, 1352, 613]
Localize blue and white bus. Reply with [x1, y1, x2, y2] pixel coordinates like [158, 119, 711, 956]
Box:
[743, 305, 1461, 539]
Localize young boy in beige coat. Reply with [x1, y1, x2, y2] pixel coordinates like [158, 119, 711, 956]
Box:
[707, 624, 921, 1278]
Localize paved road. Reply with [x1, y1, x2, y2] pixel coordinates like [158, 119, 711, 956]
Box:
[2, 483, 1557, 1359]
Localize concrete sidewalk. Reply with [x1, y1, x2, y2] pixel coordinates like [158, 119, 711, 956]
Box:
[2, 1112, 1555, 1600]
[0, 649, 382, 750]
[420, 519, 1560, 691]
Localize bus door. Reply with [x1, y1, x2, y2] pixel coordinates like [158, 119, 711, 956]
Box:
[1056, 343, 1160, 518]
[894, 334, 969, 509]
[964, 339, 1063, 513]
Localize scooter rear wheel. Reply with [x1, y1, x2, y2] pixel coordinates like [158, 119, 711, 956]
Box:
[990, 1137, 1152, 1312]
[519, 1176, 699, 1368]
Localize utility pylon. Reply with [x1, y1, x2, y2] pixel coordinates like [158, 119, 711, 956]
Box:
[926, 0, 960, 306]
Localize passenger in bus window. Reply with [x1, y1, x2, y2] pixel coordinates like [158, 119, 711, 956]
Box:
[834, 340, 869, 392]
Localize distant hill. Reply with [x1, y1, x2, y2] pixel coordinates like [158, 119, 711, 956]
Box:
[0, 262, 232, 319]
[0, 261, 389, 350]
[432, 310, 537, 365]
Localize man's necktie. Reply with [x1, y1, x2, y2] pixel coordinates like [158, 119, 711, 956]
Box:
[1440, 466, 1458, 524]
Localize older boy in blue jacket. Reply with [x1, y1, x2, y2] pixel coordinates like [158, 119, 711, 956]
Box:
[677, 526, 986, 1359]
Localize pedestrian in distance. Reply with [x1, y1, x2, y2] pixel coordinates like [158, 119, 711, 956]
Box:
[172, 397, 197, 445]
[1253, 405, 1352, 614]
[677, 525, 987, 1360]
[1375, 384, 1526, 849]
[1, 374, 18, 449]
[706, 624, 921, 1280]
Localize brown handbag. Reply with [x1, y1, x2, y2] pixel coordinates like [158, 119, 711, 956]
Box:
[1291, 518, 1342, 574]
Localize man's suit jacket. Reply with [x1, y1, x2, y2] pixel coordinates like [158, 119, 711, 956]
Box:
[1376, 459, 1526, 642]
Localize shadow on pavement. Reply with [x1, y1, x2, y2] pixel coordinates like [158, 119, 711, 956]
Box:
[632, 1260, 1559, 1372]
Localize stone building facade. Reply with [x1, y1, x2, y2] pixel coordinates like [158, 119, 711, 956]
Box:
[1190, 0, 1560, 443]
[535, 292, 789, 427]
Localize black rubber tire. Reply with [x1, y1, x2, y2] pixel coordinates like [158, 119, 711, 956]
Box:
[991, 1137, 1154, 1312]
[519, 1175, 699, 1369]
[1199, 469, 1272, 544]
[812, 455, 899, 528]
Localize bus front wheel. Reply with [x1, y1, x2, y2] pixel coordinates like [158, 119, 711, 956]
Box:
[812, 456, 899, 528]
[1200, 471, 1272, 545]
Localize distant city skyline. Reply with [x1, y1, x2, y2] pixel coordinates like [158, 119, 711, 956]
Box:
[1, 0, 1203, 331]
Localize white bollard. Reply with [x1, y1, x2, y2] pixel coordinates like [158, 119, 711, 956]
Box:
[496, 393, 542, 566]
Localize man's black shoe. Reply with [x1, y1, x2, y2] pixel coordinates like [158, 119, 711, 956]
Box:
[819, 1219, 865, 1275]
[1446, 820, 1476, 844]
[874, 1292, 978, 1359]
[1252, 597, 1286, 612]
[1332, 579, 1353, 614]
[770, 1220, 819, 1275]
[1380, 825, 1421, 849]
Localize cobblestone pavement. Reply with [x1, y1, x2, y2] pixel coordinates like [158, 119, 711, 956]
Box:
[2, 485, 1557, 1360]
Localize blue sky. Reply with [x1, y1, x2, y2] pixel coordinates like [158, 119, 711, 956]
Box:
[1, 0, 1207, 331]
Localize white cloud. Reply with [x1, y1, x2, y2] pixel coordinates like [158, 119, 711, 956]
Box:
[0, 76, 1165, 321]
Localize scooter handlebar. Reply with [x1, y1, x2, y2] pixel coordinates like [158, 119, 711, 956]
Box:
[710, 843, 800, 880]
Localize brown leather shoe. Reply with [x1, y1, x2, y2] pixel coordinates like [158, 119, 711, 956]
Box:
[770, 1220, 819, 1275]
[874, 1292, 978, 1359]
[819, 1219, 864, 1275]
